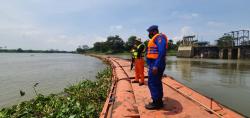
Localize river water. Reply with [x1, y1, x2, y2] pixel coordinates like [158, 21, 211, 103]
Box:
[114, 55, 250, 117]
[0, 53, 106, 108]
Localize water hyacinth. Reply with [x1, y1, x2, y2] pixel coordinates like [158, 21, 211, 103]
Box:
[0, 67, 112, 118]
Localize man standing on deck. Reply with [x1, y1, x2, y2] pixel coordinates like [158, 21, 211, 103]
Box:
[130, 46, 136, 70]
[145, 25, 168, 110]
[132, 38, 146, 86]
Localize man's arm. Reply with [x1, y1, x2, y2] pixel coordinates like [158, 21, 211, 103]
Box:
[130, 57, 134, 70]
[137, 44, 145, 58]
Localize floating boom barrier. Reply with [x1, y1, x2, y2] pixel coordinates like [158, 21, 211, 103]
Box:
[95, 55, 244, 118]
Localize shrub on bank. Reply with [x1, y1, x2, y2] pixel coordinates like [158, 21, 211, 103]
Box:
[0, 67, 112, 118]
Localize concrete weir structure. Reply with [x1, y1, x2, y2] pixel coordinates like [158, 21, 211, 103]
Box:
[177, 46, 194, 58]
[219, 46, 250, 59]
[177, 30, 250, 59]
[176, 35, 221, 58]
[218, 30, 250, 59]
[178, 45, 250, 59]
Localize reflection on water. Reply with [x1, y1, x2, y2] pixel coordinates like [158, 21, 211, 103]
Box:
[0, 53, 106, 108]
[166, 56, 250, 117]
[166, 57, 250, 87]
[115, 54, 250, 117]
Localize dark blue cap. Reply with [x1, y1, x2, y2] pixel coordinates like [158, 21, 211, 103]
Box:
[147, 25, 158, 32]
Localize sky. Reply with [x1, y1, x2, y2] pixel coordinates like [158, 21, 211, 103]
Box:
[0, 0, 250, 51]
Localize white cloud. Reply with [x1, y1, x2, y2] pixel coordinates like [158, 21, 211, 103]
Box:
[93, 36, 106, 42]
[207, 21, 225, 27]
[0, 0, 99, 50]
[180, 13, 199, 20]
[172, 26, 195, 42]
[191, 13, 199, 17]
[172, 36, 181, 42]
[85, 35, 107, 47]
[171, 11, 200, 20]
[110, 25, 123, 31]
[46, 34, 107, 48]
[180, 26, 195, 35]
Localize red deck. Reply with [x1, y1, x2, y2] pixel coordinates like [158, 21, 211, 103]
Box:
[99, 56, 244, 118]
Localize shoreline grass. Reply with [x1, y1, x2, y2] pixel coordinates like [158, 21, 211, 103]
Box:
[0, 67, 112, 118]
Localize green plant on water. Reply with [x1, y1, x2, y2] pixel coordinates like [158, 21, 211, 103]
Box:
[0, 67, 112, 118]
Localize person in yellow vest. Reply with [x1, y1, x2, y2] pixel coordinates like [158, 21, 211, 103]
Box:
[132, 38, 146, 86]
[145, 25, 168, 110]
[130, 46, 136, 70]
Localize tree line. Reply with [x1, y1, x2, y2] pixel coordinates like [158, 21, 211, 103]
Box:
[76, 35, 178, 54]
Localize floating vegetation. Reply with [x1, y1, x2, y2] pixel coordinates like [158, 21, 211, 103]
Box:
[0, 67, 112, 118]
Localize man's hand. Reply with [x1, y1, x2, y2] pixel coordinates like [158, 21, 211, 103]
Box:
[152, 67, 158, 75]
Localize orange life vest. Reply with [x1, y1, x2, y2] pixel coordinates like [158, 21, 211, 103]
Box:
[146, 33, 168, 59]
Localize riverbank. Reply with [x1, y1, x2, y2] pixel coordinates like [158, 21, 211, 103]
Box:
[0, 67, 112, 117]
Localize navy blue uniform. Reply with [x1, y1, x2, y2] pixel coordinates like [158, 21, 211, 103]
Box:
[146, 35, 167, 101]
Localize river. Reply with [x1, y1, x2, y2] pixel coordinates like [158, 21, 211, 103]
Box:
[0, 53, 106, 108]
[114, 55, 250, 117]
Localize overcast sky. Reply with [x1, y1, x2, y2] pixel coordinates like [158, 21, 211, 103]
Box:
[0, 0, 249, 51]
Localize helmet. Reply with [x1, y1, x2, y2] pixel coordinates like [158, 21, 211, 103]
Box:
[147, 25, 158, 32]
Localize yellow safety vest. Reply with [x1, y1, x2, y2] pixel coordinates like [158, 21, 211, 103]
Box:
[134, 44, 145, 59]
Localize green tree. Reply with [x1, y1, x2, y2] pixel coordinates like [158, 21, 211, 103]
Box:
[106, 35, 125, 53]
[217, 35, 234, 47]
[168, 39, 173, 50]
[82, 45, 89, 50]
[124, 36, 136, 50]
[93, 42, 109, 52]
[17, 48, 23, 53]
[76, 45, 89, 53]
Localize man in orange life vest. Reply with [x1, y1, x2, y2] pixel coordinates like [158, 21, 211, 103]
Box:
[132, 38, 145, 86]
[145, 25, 168, 110]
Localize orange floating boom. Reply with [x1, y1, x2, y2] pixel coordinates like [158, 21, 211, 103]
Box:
[99, 56, 245, 118]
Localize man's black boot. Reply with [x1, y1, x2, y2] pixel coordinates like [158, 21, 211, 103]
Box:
[145, 99, 163, 110]
[156, 99, 164, 107]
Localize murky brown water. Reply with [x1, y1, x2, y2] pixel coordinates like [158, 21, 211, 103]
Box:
[114, 55, 250, 117]
[0, 53, 106, 108]
[166, 56, 250, 117]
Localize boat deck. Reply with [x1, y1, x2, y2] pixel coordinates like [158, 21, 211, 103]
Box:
[99, 56, 243, 118]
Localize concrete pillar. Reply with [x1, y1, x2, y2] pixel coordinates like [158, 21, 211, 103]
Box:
[190, 47, 194, 57]
[228, 48, 232, 59]
[219, 49, 223, 59]
[237, 48, 241, 59]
